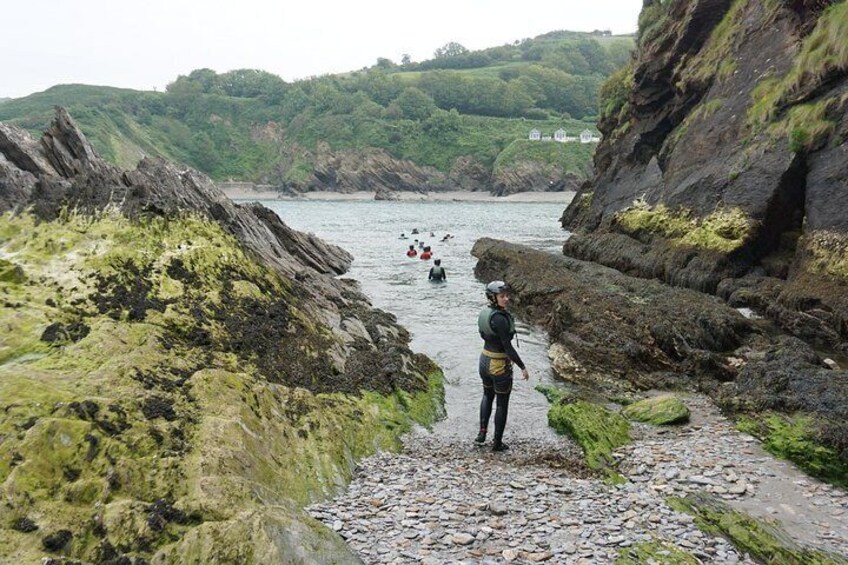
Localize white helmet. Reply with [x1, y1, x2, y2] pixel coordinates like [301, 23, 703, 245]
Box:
[485, 280, 508, 299]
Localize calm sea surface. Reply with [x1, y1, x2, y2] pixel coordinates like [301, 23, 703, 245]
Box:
[252, 199, 573, 443]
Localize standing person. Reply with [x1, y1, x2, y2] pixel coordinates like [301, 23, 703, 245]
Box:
[428, 259, 446, 282]
[476, 280, 529, 451]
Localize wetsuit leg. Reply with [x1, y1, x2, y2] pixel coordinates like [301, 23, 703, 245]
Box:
[478, 354, 495, 433]
[492, 379, 512, 446]
[494, 392, 510, 443]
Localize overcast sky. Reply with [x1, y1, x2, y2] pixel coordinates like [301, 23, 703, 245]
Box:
[2, 0, 642, 99]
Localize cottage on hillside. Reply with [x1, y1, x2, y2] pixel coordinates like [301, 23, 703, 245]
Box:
[529, 128, 541, 141]
[554, 129, 567, 142]
[580, 129, 600, 143]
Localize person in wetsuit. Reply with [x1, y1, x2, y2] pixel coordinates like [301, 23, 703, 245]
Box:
[428, 259, 446, 282]
[476, 280, 529, 451]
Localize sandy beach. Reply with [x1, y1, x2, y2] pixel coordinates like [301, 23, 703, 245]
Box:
[222, 188, 576, 204]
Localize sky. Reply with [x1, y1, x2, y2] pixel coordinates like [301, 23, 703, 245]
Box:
[2, 0, 642, 100]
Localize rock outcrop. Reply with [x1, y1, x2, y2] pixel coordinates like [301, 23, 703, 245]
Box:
[270, 143, 582, 197]
[561, 0, 848, 348]
[472, 238, 848, 486]
[0, 108, 445, 563]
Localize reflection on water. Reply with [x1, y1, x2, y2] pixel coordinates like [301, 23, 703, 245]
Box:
[258, 199, 571, 442]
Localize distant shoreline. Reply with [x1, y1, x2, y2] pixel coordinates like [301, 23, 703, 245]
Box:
[222, 189, 576, 204]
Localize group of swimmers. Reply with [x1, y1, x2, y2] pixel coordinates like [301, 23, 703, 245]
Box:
[400, 228, 447, 282]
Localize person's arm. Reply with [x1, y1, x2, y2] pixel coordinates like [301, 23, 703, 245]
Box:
[428, 267, 434, 280]
[443, 269, 447, 281]
[490, 312, 525, 370]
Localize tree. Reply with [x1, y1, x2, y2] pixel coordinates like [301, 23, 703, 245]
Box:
[401, 54, 412, 65]
[375, 57, 395, 69]
[390, 87, 437, 121]
[434, 42, 468, 59]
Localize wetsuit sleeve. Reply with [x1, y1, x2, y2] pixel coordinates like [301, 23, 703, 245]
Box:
[490, 312, 525, 370]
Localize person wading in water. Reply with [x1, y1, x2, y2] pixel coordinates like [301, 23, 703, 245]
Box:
[428, 259, 446, 282]
[476, 280, 529, 451]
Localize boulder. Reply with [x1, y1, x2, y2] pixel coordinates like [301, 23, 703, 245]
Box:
[622, 394, 690, 425]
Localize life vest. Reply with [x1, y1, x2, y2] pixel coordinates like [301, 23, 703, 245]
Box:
[477, 306, 515, 339]
[420, 252, 432, 260]
[407, 250, 417, 257]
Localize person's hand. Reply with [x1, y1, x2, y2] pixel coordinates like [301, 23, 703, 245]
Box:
[521, 368, 529, 381]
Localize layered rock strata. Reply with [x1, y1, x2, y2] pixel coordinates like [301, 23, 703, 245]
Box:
[561, 0, 848, 349]
[0, 108, 444, 563]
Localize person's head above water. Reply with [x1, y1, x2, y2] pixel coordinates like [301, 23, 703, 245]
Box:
[434, 259, 441, 266]
[409, 244, 414, 250]
[485, 280, 510, 307]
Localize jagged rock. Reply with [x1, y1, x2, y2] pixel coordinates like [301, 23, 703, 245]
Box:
[0, 108, 445, 563]
[561, 0, 848, 345]
[285, 144, 447, 194]
[492, 161, 580, 196]
[374, 187, 399, 201]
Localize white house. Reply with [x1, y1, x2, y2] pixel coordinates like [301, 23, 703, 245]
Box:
[580, 129, 600, 143]
[528, 128, 541, 141]
[554, 129, 567, 142]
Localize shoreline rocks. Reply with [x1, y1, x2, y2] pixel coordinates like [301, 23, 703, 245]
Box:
[310, 394, 848, 563]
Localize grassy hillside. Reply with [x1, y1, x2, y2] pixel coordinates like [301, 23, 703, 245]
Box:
[0, 31, 633, 185]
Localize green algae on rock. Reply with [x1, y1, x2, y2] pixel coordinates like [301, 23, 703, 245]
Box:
[737, 413, 848, 489]
[622, 394, 690, 425]
[668, 492, 848, 565]
[545, 398, 630, 470]
[0, 209, 445, 563]
[615, 540, 699, 564]
[0, 109, 445, 563]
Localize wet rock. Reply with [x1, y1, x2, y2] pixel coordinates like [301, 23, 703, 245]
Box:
[10, 517, 38, 533]
[42, 529, 73, 552]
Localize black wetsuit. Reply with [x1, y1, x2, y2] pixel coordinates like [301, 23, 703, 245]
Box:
[428, 265, 446, 281]
[478, 307, 524, 447]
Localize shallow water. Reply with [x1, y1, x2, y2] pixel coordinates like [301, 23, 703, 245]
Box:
[255, 199, 572, 443]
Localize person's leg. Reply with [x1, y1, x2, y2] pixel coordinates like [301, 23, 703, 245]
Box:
[477, 355, 494, 442]
[492, 371, 514, 451]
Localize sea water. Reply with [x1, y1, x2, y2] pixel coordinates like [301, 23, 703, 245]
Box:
[255, 199, 572, 442]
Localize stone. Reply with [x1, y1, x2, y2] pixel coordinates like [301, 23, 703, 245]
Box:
[622, 395, 690, 426]
[452, 533, 475, 545]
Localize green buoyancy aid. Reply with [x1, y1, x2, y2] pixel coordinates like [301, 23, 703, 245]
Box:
[478, 306, 516, 339]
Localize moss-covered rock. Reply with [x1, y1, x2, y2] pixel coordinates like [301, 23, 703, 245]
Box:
[669, 492, 848, 564]
[0, 258, 25, 284]
[616, 540, 699, 564]
[737, 413, 848, 489]
[546, 399, 631, 469]
[0, 211, 445, 564]
[622, 394, 690, 425]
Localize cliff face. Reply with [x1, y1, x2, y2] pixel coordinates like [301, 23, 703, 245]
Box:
[0, 109, 444, 563]
[270, 143, 582, 196]
[562, 0, 848, 348]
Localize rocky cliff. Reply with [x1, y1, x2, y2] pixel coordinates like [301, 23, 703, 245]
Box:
[0, 108, 444, 563]
[561, 0, 848, 349]
[270, 143, 581, 196]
